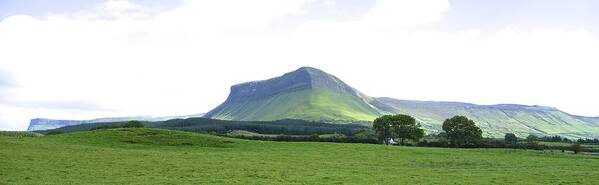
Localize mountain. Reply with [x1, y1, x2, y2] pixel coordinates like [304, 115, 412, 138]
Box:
[204, 67, 381, 122]
[27, 113, 205, 131]
[374, 98, 599, 138]
[206, 67, 599, 138]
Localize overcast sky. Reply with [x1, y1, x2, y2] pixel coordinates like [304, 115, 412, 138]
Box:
[1, 0, 598, 130]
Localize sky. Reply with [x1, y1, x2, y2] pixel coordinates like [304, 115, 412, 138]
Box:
[0, 0, 598, 130]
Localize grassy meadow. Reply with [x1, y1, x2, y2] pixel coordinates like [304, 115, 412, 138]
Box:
[1, 128, 598, 184]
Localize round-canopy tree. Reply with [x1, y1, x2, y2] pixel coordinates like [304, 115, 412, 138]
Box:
[442, 116, 482, 147]
[504, 133, 518, 146]
[373, 115, 394, 145]
[373, 114, 424, 145]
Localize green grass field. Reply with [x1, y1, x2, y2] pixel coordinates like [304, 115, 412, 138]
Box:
[1, 128, 598, 184]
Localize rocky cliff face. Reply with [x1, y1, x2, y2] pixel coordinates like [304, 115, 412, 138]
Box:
[225, 67, 357, 102]
[27, 118, 84, 131]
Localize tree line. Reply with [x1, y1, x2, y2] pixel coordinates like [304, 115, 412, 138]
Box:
[373, 114, 482, 148]
[371, 114, 595, 154]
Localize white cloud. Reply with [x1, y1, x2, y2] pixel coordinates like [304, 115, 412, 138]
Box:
[362, 0, 450, 28]
[0, 0, 598, 130]
[104, 0, 139, 12]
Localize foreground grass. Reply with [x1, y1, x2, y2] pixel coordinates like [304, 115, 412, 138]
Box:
[1, 128, 598, 184]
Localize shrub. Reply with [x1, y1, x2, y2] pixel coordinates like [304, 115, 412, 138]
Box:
[571, 144, 582, 154]
[417, 140, 448, 147]
[46, 131, 64, 135]
[90, 124, 122, 131]
[123, 121, 145, 128]
[231, 134, 378, 144]
[504, 133, 518, 147]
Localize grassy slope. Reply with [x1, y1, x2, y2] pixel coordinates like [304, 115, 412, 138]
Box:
[210, 89, 379, 122]
[2, 128, 599, 184]
[377, 99, 599, 138]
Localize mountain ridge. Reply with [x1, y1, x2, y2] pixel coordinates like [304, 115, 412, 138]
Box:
[205, 66, 599, 138]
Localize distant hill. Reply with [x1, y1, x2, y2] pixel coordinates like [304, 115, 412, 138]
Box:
[36, 118, 370, 136]
[205, 67, 599, 138]
[27, 113, 205, 131]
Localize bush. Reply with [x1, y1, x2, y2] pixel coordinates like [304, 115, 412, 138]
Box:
[89, 121, 144, 131]
[231, 134, 378, 144]
[46, 131, 64, 135]
[571, 144, 582, 154]
[354, 130, 377, 140]
[479, 138, 507, 148]
[90, 125, 122, 131]
[504, 133, 518, 146]
[123, 121, 145, 128]
[417, 140, 448, 147]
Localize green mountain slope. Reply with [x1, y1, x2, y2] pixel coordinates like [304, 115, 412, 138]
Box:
[205, 67, 380, 122]
[206, 66, 599, 138]
[374, 98, 599, 138]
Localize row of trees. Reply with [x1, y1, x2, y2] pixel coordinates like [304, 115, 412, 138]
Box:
[535, 136, 599, 145]
[373, 114, 482, 147]
[505, 134, 542, 146]
[577, 138, 599, 144]
[372, 114, 590, 154]
[505, 133, 586, 154]
[507, 133, 599, 146]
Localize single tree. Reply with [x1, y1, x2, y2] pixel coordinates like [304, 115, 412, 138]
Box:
[373, 115, 394, 145]
[570, 144, 582, 154]
[390, 114, 424, 145]
[373, 114, 425, 145]
[526, 135, 538, 146]
[442, 116, 483, 147]
[504, 133, 518, 146]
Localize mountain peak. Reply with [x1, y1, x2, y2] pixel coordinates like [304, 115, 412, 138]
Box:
[225, 67, 355, 103]
[295, 66, 325, 73]
[290, 66, 336, 83]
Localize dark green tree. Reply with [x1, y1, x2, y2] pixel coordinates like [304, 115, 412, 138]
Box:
[373, 115, 394, 145]
[442, 116, 483, 147]
[391, 114, 424, 145]
[373, 114, 424, 145]
[504, 133, 518, 146]
[570, 144, 582, 154]
[526, 135, 538, 146]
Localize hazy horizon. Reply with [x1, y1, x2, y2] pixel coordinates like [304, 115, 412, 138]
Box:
[1, 0, 599, 130]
